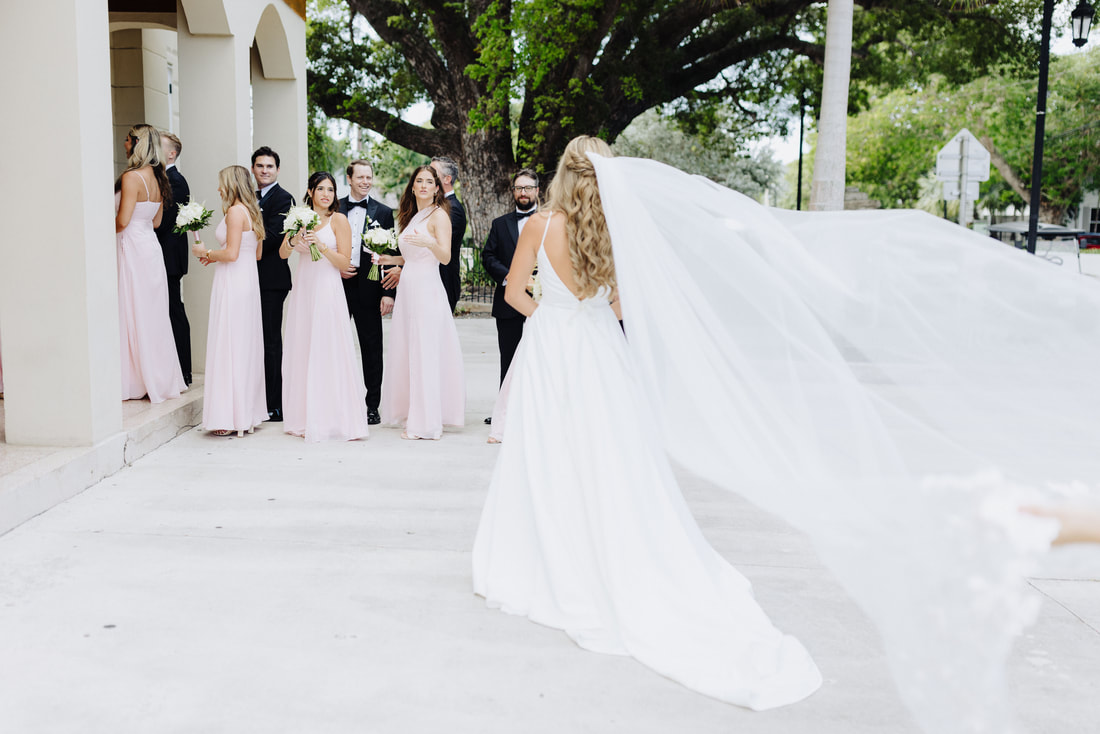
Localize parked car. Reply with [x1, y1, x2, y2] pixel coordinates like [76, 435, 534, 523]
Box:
[1077, 233, 1100, 250]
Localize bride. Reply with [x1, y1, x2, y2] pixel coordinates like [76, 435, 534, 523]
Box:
[472, 136, 822, 710]
[474, 136, 1100, 732]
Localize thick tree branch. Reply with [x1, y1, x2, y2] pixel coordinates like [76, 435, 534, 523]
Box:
[980, 134, 1029, 202]
[347, 0, 452, 110]
[311, 71, 451, 156]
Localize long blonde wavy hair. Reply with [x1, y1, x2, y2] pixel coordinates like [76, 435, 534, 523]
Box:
[546, 135, 615, 299]
[121, 123, 171, 206]
[217, 165, 265, 241]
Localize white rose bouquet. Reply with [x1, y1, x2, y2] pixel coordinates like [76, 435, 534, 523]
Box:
[282, 205, 322, 261]
[173, 199, 213, 235]
[362, 222, 398, 280]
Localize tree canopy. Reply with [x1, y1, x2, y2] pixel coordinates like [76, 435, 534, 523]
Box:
[845, 49, 1100, 223]
[307, 0, 1046, 239]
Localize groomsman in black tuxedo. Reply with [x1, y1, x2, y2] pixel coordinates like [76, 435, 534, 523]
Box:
[483, 170, 539, 421]
[338, 160, 396, 425]
[252, 146, 295, 422]
[154, 132, 192, 385]
[430, 156, 467, 313]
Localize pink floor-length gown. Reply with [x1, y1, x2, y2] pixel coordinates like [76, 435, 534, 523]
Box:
[380, 206, 465, 438]
[116, 182, 186, 403]
[281, 221, 369, 441]
[0, 328, 4, 394]
[201, 208, 267, 433]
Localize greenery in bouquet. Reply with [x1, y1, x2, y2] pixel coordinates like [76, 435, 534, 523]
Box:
[173, 199, 214, 235]
[362, 219, 397, 280]
[282, 205, 322, 261]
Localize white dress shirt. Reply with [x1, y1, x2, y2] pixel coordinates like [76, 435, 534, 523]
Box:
[347, 197, 369, 268]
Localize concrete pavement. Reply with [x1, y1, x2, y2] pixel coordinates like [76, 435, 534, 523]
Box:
[0, 318, 1097, 733]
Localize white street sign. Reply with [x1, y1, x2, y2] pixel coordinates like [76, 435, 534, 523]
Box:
[936, 129, 991, 182]
[943, 181, 981, 202]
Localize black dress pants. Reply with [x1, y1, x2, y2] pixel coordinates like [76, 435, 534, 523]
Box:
[496, 316, 524, 385]
[260, 288, 289, 412]
[166, 274, 191, 382]
[343, 275, 384, 411]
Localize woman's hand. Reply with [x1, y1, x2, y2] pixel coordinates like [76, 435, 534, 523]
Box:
[191, 236, 206, 259]
[377, 253, 404, 267]
[292, 230, 313, 255]
[402, 230, 434, 248]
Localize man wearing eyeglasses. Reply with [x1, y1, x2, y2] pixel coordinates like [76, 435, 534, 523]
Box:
[482, 170, 540, 422]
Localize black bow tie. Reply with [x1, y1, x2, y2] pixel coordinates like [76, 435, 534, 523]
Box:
[349, 199, 371, 209]
[516, 209, 536, 219]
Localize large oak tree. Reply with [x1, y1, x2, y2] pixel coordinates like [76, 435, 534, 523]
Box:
[308, 0, 1042, 241]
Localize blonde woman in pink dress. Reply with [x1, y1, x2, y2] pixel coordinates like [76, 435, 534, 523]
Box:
[380, 166, 466, 439]
[115, 123, 186, 404]
[191, 166, 267, 437]
[279, 172, 369, 442]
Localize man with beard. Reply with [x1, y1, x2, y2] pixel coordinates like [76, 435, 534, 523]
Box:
[481, 169, 539, 423]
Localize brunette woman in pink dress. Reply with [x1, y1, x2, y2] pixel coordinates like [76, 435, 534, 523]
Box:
[115, 123, 186, 403]
[279, 172, 369, 442]
[192, 165, 267, 437]
[379, 166, 466, 439]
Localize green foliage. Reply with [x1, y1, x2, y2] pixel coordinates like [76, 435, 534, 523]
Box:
[844, 49, 1100, 221]
[613, 110, 783, 202]
[307, 100, 351, 176]
[358, 138, 430, 198]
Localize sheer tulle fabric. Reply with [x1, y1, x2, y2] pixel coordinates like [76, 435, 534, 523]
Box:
[474, 238, 822, 709]
[590, 155, 1098, 733]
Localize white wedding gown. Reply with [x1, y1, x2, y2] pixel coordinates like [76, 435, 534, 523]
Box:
[472, 217, 823, 710]
[475, 155, 1100, 733]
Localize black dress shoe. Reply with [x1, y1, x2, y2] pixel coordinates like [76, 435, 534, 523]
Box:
[184, 374, 193, 387]
[367, 408, 381, 425]
[484, 417, 493, 425]
[267, 408, 283, 422]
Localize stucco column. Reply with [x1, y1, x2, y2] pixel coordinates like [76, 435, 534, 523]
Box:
[251, 41, 307, 197]
[176, 14, 252, 370]
[0, 0, 122, 445]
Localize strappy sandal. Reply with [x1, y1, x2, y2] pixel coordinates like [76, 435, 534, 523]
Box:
[211, 429, 232, 437]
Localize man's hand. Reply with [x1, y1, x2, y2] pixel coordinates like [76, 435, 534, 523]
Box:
[341, 265, 357, 280]
[381, 266, 401, 289]
[380, 296, 395, 316]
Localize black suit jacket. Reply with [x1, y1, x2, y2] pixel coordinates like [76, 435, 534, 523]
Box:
[338, 195, 396, 300]
[154, 166, 190, 276]
[256, 183, 295, 291]
[482, 210, 529, 320]
[440, 192, 466, 308]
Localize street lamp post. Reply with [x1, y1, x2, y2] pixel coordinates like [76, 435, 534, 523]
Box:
[1026, 0, 1094, 254]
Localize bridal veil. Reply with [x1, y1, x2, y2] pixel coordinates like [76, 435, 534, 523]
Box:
[591, 154, 1100, 733]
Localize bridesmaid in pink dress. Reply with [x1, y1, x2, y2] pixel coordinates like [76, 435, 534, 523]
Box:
[380, 166, 466, 439]
[115, 124, 186, 404]
[279, 172, 369, 442]
[192, 166, 267, 437]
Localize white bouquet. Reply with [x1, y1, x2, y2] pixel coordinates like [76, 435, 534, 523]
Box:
[173, 199, 213, 234]
[362, 223, 397, 280]
[282, 205, 322, 261]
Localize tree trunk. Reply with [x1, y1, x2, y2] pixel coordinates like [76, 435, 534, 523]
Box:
[456, 126, 516, 247]
[809, 0, 853, 212]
